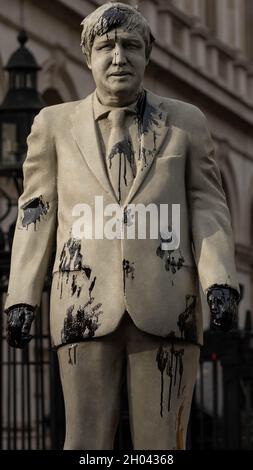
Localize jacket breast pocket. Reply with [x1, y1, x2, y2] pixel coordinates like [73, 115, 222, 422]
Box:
[155, 154, 185, 174]
[157, 153, 182, 159]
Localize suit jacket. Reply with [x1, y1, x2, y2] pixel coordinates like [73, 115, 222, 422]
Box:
[5, 89, 239, 347]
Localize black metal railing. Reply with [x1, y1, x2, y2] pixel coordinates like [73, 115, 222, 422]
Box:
[0, 276, 65, 450]
[189, 317, 253, 450]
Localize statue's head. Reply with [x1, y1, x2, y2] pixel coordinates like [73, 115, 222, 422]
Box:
[80, 2, 155, 105]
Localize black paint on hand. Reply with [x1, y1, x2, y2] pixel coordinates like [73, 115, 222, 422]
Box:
[207, 284, 239, 332]
[5, 304, 36, 348]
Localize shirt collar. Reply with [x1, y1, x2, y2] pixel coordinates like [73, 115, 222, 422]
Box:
[93, 89, 143, 121]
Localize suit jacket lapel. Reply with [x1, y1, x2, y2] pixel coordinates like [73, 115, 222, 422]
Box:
[125, 90, 170, 206]
[70, 93, 116, 200]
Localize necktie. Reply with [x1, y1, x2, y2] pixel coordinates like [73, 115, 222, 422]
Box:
[106, 108, 137, 204]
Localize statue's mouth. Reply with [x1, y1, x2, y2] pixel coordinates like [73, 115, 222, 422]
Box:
[110, 72, 132, 77]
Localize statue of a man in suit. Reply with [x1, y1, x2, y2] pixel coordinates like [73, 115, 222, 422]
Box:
[5, 2, 239, 450]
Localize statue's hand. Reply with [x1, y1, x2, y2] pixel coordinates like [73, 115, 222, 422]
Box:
[5, 304, 35, 348]
[207, 285, 239, 332]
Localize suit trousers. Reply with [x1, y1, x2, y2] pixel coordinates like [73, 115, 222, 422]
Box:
[57, 311, 200, 450]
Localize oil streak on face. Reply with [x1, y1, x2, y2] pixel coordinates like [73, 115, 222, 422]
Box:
[90, 25, 147, 107]
[94, 6, 127, 38]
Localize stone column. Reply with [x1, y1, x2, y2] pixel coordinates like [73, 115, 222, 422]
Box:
[216, 0, 228, 44]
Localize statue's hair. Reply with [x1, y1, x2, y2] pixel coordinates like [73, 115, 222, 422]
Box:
[80, 2, 155, 63]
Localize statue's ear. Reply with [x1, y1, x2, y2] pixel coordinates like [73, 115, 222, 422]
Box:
[145, 46, 152, 66]
[86, 56, 92, 70]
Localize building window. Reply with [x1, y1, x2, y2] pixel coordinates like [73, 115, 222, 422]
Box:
[227, 0, 237, 48]
[171, 18, 184, 49]
[200, 0, 217, 34]
[218, 51, 229, 81]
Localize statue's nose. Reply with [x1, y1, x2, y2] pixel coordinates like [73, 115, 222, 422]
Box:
[112, 44, 127, 65]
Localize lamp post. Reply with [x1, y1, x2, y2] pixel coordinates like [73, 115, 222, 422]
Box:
[0, 29, 44, 265]
[0, 29, 44, 175]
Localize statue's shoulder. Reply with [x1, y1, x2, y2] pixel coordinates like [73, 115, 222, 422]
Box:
[146, 90, 204, 119]
[41, 94, 92, 117]
[146, 90, 207, 133]
[36, 93, 94, 131]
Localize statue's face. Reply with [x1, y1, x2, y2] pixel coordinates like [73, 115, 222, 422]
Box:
[87, 26, 148, 105]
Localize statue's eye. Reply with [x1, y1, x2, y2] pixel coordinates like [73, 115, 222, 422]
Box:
[124, 41, 143, 50]
[129, 43, 141, 49]
[97, 43, 113, 51]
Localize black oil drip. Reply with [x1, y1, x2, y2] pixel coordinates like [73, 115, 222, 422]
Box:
[156, 232, 185, 279]
[153, 131, 157, 153]
[166, 341, 175, 412]
[71, 275, 77, 296]
[21, 196, 49, 230]
[136, 90, 159, 170]
[157, 343, 185, 416]
[177, 295, 197, 342]
[122, 259, 135, 293]
[123, 207, 128, 225]
[156, 345, 168, 418]
[174, 350, 179, 386]
[68, 344, 78, 365]
[108, 139, 136, 203]
[88, 276, 96, 301]
[92, 6, 145, 43]
[177, 349, 184, 397]
[97, 7, 126, 37]
[141, 100, 159, 134]
[165, 250, 185, 274]
[57, 237, 91, 299]
[118, 148, 121, 203]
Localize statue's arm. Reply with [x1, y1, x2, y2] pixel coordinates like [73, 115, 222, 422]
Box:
[4, 108, 58, 347]
[186, 107, 240, 305]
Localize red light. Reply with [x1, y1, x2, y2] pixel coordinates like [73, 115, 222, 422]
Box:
[211, 352, 217, 361]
